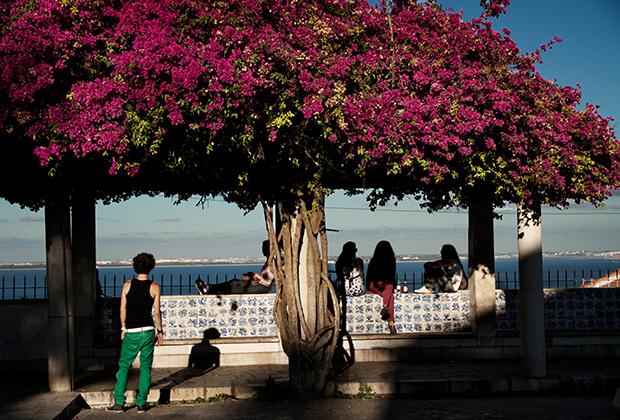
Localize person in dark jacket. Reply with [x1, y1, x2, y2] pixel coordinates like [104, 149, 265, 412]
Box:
[107, 252, 163, 413]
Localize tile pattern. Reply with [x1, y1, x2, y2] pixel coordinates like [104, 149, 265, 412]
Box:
[156, 293, 472, 338]
[345, 293, 472, 334]
[160, 295, 278, 339]
[96, 289, 620, 340]
[496, 288, 620, 331]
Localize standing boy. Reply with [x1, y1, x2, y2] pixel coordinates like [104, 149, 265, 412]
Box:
[107, 252, 163, 413]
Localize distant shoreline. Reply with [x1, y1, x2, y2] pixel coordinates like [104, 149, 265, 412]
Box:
[2, 251, 619, 270]
[0, 262, 265, 270]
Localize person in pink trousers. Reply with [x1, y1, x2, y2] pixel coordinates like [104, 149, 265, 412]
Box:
[366, 240, 397, 334]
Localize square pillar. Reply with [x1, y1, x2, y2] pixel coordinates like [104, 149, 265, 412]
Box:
[72, 197, 97, 364]
[468, 197, 497, 346]
[517, 202, 546, 378]
[46, 193, 74, 392]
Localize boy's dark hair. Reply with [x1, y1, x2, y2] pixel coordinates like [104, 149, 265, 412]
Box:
[133, 252, 156, 275]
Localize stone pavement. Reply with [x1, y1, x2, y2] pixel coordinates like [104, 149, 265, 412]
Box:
[73, 396, 620, 420]
[2, 358, 620, 420]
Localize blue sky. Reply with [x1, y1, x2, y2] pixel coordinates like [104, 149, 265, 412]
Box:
[1, 0, 619, 263]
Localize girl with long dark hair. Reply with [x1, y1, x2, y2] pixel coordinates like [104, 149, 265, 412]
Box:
[366, 240, 397, 334]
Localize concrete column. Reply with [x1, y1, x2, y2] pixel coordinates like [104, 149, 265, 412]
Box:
[468, 197, 496, 276]
[72, 196, 96, 367]
[468, 197, 497, 346]
[517, 202, 546, 378]
[45, 193, 75, 392]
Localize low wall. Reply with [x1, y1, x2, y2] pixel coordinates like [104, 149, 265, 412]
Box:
[96, 288, 620, 367]
[2, 288, 619, 371]
[96, 292, 473, 341]
[158, 291, 472, 339]
[146, 288, 620, 339]
[0, 301, 47, 371]
[496, 288, 620, 331]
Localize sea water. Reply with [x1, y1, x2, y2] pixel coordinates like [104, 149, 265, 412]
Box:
[1, 257, 619, 299]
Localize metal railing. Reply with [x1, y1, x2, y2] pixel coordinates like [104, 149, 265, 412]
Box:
[495, 269, 620, 290]
[0, 275, 47, 300]
[98, 273, 239, 298]
[1, 269, 618, 300]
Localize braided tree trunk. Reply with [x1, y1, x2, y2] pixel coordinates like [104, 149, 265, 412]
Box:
[260, 191, 339, 398]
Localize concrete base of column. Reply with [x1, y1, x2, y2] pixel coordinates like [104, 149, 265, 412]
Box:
[469, 264, 497, 347]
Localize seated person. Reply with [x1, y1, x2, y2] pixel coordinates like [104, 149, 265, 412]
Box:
[415, 244, 468, 293]
[336, 241, 366, 297]
[195, 240, 274, 295]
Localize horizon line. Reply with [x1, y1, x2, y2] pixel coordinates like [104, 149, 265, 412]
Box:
[2, 250, 620, 267]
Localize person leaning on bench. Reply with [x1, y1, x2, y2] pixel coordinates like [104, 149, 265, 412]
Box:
[195, 240, 275, 295]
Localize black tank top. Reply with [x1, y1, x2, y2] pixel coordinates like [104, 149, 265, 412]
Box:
[125, 279, 155, 329]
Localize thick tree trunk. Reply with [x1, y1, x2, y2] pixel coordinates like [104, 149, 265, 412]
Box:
[261, 191, 339, 398]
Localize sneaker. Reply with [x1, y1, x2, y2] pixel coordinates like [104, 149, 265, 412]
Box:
[414, 285, 434, 294]
[136, 405, 147, 413]
[106, 404, 124, 413]
[195, 278, 208, 295]
[379, 306, 390, 320]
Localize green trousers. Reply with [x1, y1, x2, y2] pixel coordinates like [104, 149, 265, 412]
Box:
[113, 330, 157, 406]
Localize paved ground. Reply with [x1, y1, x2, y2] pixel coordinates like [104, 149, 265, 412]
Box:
[1, 358, 620, 420]
[74, 396, 619, 420]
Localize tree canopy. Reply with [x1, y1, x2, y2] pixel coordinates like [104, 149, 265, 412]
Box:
[342, 1, 619, 211]
[2, 0, 617, 212]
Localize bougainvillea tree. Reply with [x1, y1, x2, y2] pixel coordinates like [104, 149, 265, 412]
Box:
[3, 0, 618, 397]
[0, 0, 186, 207]
[345, 0, 619, 212]
[1, 0, 368, 397]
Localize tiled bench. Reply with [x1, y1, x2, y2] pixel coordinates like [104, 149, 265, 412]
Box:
[93, 288, 620, 368]
[155, 292, 472, 339]
[97, 288, 620, 343]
